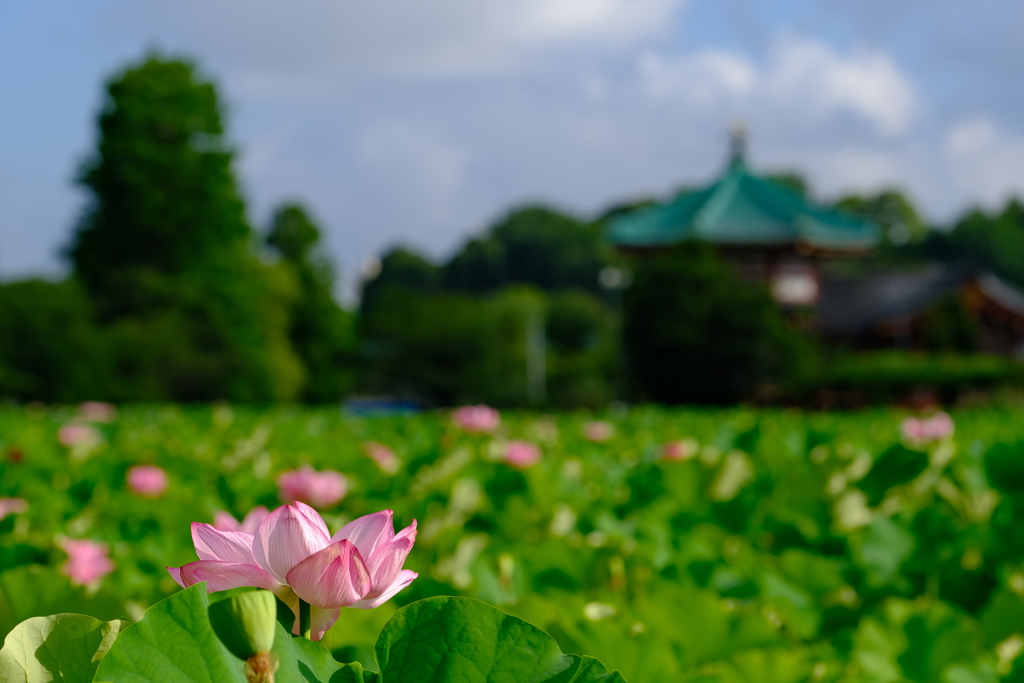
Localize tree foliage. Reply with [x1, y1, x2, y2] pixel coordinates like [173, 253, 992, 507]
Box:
[266, 203, 355, 403]
[357, 206, 616, 406]
[69, 56, 248, 303]
[65, 55, 303, 401]
[444, 205, 611, 294]
[836, 189, 927, 249]
[360, 248, 443, 315]
[623, 241, 805, 404]
[947, 199, 1024, 288]
[0, 279, 110, 402]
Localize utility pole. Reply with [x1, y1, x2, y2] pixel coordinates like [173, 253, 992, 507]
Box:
[526, 310, 546, 405]
[599, 266, 632, 400]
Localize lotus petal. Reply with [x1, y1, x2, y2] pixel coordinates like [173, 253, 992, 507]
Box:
[306, 606, 341, 642]
[331, 510, 395, 558]
[166, 566, 184, 588]
[192, 523, 256, 564]
[351, 570, 418, 610]
[286, 540, 372, 609]
[177, 561, 281, 593]
[364, 521, 417, 597]
[252, 503, 330, 584]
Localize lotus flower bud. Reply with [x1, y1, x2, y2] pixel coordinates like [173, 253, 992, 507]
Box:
[208, 590, 277, 660]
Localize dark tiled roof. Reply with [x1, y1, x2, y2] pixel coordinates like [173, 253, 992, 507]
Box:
[815, 264, 974, 335]
[978, 272, 1024, 317]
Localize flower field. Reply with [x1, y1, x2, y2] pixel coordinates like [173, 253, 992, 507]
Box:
[4, 403, 1024, 682]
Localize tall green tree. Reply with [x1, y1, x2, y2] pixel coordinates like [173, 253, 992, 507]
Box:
[266, 203, 355, 403]
[67, 55, 302, 401]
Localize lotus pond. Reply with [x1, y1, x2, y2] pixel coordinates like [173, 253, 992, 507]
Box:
[3, 403, 1024, 682]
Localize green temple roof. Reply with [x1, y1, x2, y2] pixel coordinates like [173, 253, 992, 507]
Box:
[608, 156, 881, 253]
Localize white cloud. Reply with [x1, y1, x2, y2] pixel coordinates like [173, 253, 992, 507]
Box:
[640, 50, 755, 102]
[763, 36, 917, 134]
[945, 116, 1024, 208]
[105, 0, 685, 85]
[638, 35, 918, 135]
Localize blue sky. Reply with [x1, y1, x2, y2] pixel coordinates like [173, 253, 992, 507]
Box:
[3, 0, 1023, 299]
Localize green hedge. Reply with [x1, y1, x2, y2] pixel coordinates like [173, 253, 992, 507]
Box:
[807, 351, 1024, 402]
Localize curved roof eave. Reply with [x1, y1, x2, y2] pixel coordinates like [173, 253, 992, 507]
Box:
[606, 158, 882, 250]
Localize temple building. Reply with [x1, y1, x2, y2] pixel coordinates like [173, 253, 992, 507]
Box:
[607, 129, 1024, 357]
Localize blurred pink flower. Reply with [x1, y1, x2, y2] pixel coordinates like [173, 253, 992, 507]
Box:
[214, 506, 270, 534]
[127, 465, 169, 498]
[168, 504, 417, 640]
[662, 441, 695, 461]
[277, 466, 347, 509]
[0, 498, 27, 521]
[57, 423, 101, 448]
[79, 401, 117, 423]
[583, 421, 614, 442]
[505, 440, 541, 469]
[452, 405, 500, 433]
[901, 411, 955, 445]
[61, 539, 115, 586]
[363, 442, 400, 475]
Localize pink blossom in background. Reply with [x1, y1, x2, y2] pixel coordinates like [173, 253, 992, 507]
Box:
[662, 441, 695, 461]
[452, 405, 500, 433]
[61, 539, 115, 586]
[505, 440, 541, 469]
[214, 506, 270, 534]
[57, 423, 101, 448]
[901, 411, 955, 445]
[0, 498, 27, 521]
[79, 401, 117, 422]
[277, 465, 347, 508]
[363, 442, 400, 474]
[902, 419, 925, 442]
[168, 503, 418, 640]
[583, 421, 614, 442]
[127, 465, 169, 498]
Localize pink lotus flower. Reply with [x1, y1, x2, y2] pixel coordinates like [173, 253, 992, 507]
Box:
[452, 405, 500, 433]
[79, 401, 117, 422]
[57, 423, 101, 448]
[277, 466, 347, 509]
[901, 411, 955, 445]
[505, 440, 541, 469]
[127, 465, 168, 498]
[363, 442, 400, 475]
[167, 503, 417, 640]
[0, 498, 27, 521]
[662, 440, 695, 461]
[583, 421, 614, 442]
[214, 506, 270, 535]
[61, 539, 115, 586]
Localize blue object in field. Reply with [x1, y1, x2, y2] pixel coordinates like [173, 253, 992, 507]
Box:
[343, 397, 422, 416]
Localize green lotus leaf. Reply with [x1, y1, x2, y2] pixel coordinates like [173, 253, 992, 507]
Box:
[376, 596, 626, 682]
[0, 613, 127, 683]
[95, 584, 352, 683]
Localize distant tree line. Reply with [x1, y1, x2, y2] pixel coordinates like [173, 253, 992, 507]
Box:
[3, 53, 1024, 406]
[358, 206, 618, 407]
